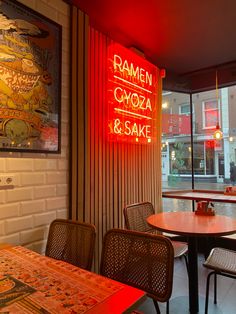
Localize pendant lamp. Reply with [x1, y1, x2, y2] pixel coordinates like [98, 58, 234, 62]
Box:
[213, 71, 223, 140]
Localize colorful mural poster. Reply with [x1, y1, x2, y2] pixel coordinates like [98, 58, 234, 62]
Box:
[0, 0, 61, 153]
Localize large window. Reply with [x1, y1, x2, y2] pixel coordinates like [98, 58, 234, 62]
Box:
[162, 86, 236, 217]
[169, 142, 192, 175]
[193, 141, 214, 175]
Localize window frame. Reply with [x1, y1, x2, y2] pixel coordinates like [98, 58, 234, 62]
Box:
[202, 98, 220, 130]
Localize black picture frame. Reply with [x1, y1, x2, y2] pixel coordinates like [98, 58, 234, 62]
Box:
[0, 0, 62, 153]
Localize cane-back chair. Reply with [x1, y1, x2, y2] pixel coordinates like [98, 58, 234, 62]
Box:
[123, 202, 188, 266]
[100, 229, 174, 314]
[45, 219, 96, 271]
[203, 247, 236, 314]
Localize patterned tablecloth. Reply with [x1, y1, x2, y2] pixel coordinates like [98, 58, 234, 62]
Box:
[0, 246, 123, 313]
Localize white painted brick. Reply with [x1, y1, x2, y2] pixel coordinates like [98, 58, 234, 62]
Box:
[23, 153, 46, 159]
[58, 12, 69, 28]
[61, 108, 69, 122]
[0, 234, 20, 245]
[59, 148, 68, 159]
[61, 122, 68, 136]
[46, 160, 58, 170]
[24, 243, 35, 251]
[0, 159, 6, 171]
[21, 200, 45, 215]
[61, 114, 68, 124]
[7, 188, 33, 202]
[6, 216, 33, 234]
[46, 172, 67, 184]
[56, 209, 67, 219]
[33, 159, 47, 171]
[48, 0, 69, 14]
[46, 197, 67, 210]
[0, 191, 6, 204]
[0, 203, 20, 219]
[0, 221, 5, 235]
[62, 60, 69, 75]
[62, 29, 69, 42]
[27, 240, 46, 254]
[61, 94, 69, 106]
[58, 160, 68, 171]
[1, 152, 20, 158]
[12, 174, 20, 187]
[47, 154, 60, 160]
[36, 1, 58, 21]
[20, 227, 46, 243]
[34, 185, 56, 199]
[61, 135, 69, 146]
[6, 159, 33, 172]
[21, 173, 45, 186]
[19, 0, 36, 10]
[34, 212, 56, 227]
[56, 184, 68, 196]
[34, 159, 57, 171]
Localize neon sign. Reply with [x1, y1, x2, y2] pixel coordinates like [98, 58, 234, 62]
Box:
[108, 43, 159, 144]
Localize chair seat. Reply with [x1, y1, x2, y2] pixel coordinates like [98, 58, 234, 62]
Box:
[203, 247, 236, 275]
[172, 241, 188, 259]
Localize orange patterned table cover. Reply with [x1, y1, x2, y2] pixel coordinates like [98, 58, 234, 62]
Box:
[0, 246, 123, 313]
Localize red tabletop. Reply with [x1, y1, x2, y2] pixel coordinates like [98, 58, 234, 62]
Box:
[0, 246, 146, 314]
[147, 210, 236, 313]
[147, 211, 236, 237]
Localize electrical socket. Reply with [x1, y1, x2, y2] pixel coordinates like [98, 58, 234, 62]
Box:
[0, 175, 15, 186]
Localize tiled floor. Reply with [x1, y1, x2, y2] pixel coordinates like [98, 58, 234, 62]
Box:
[137, 254, 236, 314]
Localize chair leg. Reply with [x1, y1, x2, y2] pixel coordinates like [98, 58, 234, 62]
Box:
[153, 300, 161, 314]
[166, 300, 169, 314]
[205, 271, 215, 314]
[183, 254, 189, 275]
[214, 272, 217, 304]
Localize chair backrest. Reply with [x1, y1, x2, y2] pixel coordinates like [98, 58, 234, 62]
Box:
[100, 229, 174, 302]
[45, 219, 96, 271]
[123, 202, 156, 233]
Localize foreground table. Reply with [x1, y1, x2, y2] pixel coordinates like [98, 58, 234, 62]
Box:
[0, 246, 146, 313]
[147, 211, 236, 314]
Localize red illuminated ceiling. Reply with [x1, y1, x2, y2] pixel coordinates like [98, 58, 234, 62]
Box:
[71, 0, 236, 78]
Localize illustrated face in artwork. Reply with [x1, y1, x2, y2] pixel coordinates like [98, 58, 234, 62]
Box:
[4, 119, 29, 144]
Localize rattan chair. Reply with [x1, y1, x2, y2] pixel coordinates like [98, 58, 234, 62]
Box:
[123, 202, 188, 268]
[45, 219, 96, 271]
[100, 229, 174, 314]
[203, 247, 236, 314]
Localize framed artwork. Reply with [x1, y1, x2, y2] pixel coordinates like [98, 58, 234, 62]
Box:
[0, 0, 61, 153]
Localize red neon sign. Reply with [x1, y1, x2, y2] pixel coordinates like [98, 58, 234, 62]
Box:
[108, 43, 159, 144]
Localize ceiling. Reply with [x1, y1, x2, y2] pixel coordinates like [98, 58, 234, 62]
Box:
[70, 0, 236, 92]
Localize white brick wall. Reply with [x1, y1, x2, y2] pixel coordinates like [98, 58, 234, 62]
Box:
[0, 0, 69, 254]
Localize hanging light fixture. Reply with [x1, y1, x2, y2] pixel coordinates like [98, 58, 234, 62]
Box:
[213, 70, 223, 140]
[213, 123, 223, 140]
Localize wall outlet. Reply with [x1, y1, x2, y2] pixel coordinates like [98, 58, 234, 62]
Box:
[0, 175, 15, 186]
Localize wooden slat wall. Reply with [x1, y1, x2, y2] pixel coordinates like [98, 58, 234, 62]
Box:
[71, 7, 163, 272]
[71, 7, 88, 221]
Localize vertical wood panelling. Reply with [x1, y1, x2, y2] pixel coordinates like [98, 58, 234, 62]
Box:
[71, 8, 162, 271]
[71, 7, 88, 221]
[71, 6, 78, 221]
[87, 27, 163, 271]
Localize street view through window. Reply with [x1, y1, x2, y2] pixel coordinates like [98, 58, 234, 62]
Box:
[162, 86, 236, 218]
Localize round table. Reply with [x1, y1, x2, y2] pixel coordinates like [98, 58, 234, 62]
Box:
[147, 211, 236, 314]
